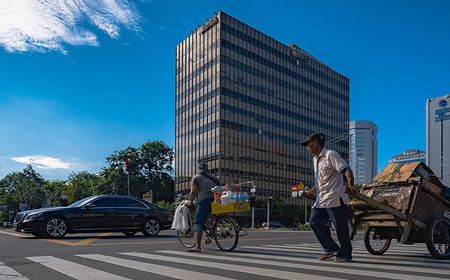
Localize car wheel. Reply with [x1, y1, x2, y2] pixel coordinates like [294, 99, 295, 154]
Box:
[142, 218, 160, 237]
[45, 217, 68, 239]
[123, 231, 138, 237]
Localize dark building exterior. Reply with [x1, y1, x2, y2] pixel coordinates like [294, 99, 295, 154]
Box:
[175, 12, 349, 202]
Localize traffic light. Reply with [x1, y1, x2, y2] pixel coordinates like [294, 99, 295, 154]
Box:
[250, 196, 256, 207]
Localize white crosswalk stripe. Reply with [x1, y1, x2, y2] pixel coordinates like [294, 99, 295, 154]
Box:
[249, 244, 449, 268]
[26, 256, 130, 280]
[119, 252, 337, 280]
[1, 240, 448, 280]
[156, 250, 450, 280]
[0, 262, 29, 280]
[76, 254, 233, 280]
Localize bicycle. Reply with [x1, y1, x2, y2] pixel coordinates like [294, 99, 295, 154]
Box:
[177, 208, 240, 252]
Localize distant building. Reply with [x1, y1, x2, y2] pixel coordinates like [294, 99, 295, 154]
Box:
[349, 121, 378, 185]
[426, 94, 450, 186]
[389, 149, 426, 164]
[175, 11, 350, 202]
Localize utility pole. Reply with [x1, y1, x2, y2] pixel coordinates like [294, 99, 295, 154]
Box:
[127, 172, 130, 196]
[266, 196, 272, 229]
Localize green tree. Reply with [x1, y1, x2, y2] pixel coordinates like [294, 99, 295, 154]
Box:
[43, 180, 68, 206]
[0, 165, 46, 209]
[100, 140, 175, 201]
[65, 171, 102, 204]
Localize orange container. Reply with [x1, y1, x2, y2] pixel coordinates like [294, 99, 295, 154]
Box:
[214, 192, 221, 202]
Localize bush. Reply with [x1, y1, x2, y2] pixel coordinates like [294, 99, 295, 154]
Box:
[299, 223, 312, 231]
[156, 201, 175, 212]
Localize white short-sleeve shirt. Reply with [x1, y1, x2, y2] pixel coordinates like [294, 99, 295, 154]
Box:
[313, 147, 349, 208]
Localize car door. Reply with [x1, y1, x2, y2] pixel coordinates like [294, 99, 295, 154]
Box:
[112, 198, 148, 228]
[80, 197, 116, 229]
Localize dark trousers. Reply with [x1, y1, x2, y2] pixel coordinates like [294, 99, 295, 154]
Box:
[309, 205, 352, 259]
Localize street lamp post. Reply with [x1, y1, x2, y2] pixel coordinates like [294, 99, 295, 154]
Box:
[266, 196, 272, 229]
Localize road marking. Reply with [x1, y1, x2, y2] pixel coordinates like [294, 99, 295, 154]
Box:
[45, 232, 112, 246]
[91, 240, 180, 246]
[26, 256, 129, 280]
[0, 230, 31, 238]
[89, 236, 304, 247]
[0, 262, 30, 280]
[260, 244, 450, 267]
[266, 244, 429, 254]
[120, 252, 337, 280]
[242, 245, 450, 265]
[77, 254, 233, 280]
[157, 249, 450, 279]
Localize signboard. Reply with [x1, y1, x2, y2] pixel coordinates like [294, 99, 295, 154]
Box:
[434, 98, 450, 122]
[298, 182, 305, 197]
[291, 184, 298, 197]
[292, 182, 306, 197]
[201, 16, 218, 34]
[290, 48, 309, 64]
[142, 193, 153, 203]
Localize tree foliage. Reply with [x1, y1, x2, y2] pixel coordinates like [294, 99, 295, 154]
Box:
[0, 140, 175, 211]
[101, 141, 175, 201]
[0, 165, 46, 209]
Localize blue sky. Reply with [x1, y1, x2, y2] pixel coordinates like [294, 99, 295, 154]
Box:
[1, 0, 450, 180]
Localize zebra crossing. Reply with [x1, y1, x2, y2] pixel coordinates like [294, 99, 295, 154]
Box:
[1, 240, 449, 280]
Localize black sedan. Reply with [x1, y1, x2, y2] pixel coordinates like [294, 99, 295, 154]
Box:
[13, 195, 173, 239]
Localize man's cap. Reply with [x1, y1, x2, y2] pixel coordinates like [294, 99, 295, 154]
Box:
[300, 133, 325, 146]
[197, 163, 208, 173]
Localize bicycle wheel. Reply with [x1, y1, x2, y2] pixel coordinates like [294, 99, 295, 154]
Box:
[214, 216, 239, 252]
[177, 212, 196, 249]
[177, 228, 196, 249]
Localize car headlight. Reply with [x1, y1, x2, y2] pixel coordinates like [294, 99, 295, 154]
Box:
[24, 212, 44, 220]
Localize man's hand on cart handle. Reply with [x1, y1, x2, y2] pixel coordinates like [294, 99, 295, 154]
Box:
[302, 185, 316, 200]
[302, 190, 316, 200]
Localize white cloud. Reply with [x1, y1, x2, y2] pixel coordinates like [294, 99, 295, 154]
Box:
[11, 156, 73, 169]
[0, 0, 140, 54]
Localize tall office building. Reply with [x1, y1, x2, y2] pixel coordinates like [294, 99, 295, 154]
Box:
[426, 94, 450, 187]
[175, 12, 350, 201]
[389, 149, 426, 164]
[349, 121, 378, 185]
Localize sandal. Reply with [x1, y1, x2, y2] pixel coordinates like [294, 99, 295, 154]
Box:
[186, 247, 201, 252]
[319, 252, 337, 261]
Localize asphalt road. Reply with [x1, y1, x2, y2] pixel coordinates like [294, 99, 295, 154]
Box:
[0, 229, 448, 280]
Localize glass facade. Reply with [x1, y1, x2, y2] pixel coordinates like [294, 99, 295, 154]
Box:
[175, 12, 349, 203]
[349, 121, 378, 185]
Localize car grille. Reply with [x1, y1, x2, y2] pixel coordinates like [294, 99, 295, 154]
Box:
[14, 213, 26, 223]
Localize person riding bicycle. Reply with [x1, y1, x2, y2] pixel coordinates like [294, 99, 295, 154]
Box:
[186, 163, 220, 252]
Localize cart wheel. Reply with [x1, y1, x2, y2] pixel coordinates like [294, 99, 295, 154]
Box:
[364, 226, 391, 255]
[425, 215, 450, 260]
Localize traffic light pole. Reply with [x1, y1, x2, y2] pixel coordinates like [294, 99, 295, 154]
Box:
[251, 205, 255, 228]
[266, 196, 272, 229]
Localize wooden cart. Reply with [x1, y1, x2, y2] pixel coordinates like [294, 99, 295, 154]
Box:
[348, 163, 450, 260]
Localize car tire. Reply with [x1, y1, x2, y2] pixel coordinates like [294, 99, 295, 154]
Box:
[44, 217, 68, 239]
[142, 217, 160, 237]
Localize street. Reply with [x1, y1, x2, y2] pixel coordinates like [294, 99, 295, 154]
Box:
[0, 229, 449, 280]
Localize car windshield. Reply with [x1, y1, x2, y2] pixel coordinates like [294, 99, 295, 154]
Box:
[68, 196, 96, 208]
